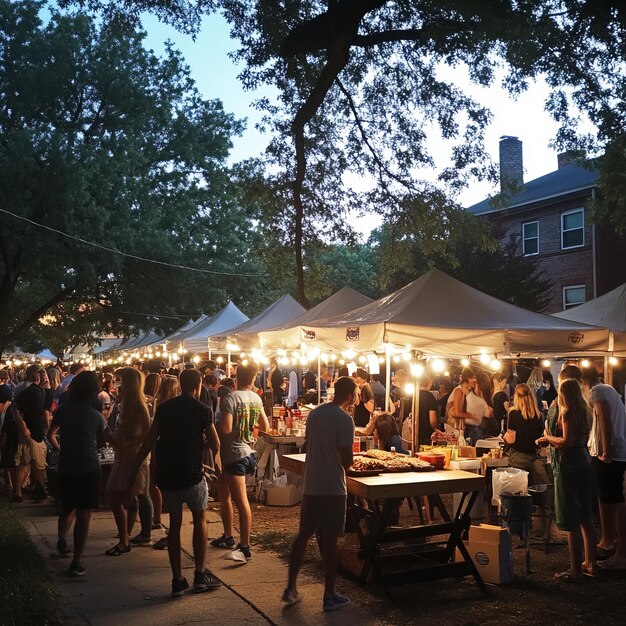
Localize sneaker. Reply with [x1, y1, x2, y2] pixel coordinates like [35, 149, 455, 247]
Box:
[232, 544, 252, 560]
[153, 537, 169, 550]
[57, 538, 71, 557]
[209, 534, 235, 549]
[130, 533, 152, 546]
[281, 588, 303, 606]
[192, 570, 221, 592]
[67, 562, 85, 577]
[323, 594, 350, 612]
[152, 522, 165, 531]
[11, 495, 23, 503]
[171, 577, 189, 597]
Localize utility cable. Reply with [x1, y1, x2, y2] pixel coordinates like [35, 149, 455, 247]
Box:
[0, 207, 265, 278]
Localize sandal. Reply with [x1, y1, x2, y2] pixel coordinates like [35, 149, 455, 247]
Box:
[596, 545, 616, 559]
[554, 570, 584, 582]
[105, 544, 131, 556]
[582, 564, 598, 578]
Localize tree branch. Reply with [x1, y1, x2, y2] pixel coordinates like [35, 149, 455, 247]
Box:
[4, 286, 76, 344]
[335, 77, 413, 200]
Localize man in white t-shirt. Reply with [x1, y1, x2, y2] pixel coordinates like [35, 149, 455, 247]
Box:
[282, 376, 357, 612]
[585, 373, 626, 571]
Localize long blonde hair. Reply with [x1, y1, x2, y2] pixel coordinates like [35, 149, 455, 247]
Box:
[117, 367, 150, 437]
[558, 378, 590, 443]
[154, 375, 180, 412]
[511, 383, 542, 420]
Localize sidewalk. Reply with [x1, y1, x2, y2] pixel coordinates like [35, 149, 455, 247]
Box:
[17, 499, 377, 626]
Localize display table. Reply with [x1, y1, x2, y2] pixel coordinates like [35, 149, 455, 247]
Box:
[256, 432, 306, 483]
[282, 453, 486, 593]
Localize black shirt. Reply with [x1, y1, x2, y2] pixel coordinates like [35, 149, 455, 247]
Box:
[507, 409, 544, 455]
[493, 391, 509, 426]
[354, 383, 374, 427]
[418, 390, 439, 445]
[154, 393, 213, 491]
[271, 369, 284, 402]
[303, 370, 316, 391]
[15, 384, 47, 442]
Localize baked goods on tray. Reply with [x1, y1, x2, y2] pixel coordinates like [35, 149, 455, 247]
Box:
[348, 450, 435, 474]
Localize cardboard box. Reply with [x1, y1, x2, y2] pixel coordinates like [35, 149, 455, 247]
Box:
[264, 484, 302, 507]
[456, 524, 514, 584]
[459, 446, 477, 458]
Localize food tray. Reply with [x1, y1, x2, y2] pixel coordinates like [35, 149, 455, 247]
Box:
[347, 469, 383, 477]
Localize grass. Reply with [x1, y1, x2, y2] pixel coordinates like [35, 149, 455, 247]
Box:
[0, 499, 61, 625]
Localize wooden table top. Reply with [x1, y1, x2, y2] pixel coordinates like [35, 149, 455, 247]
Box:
[282, 454, 484, 499]
[258, 431, 306, 445]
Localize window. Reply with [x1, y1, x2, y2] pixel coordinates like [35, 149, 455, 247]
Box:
[561, 208, 584, 249]
[563, 285, 586, 309]
[522, 221, 539, 255]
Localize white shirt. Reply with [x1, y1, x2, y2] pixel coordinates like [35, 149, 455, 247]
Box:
[589, 384, 626, 461]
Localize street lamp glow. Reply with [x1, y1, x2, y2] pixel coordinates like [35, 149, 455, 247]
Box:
[192, 355, 200, 364]
[609, 356, 618, 366]
[542, 359, 551, 367]
[461, 358, 470, 367]
[580, 359, 590, 368]
[216, 356, 224, 364]
[480, 353, 490, 365]
[490, 359, 501, 371]
[404, 383, 415, 395]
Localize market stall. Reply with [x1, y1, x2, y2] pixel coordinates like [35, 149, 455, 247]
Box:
[281, 452, 486, 593]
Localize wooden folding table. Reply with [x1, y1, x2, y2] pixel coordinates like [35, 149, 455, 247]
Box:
[281, 453, 486, 594]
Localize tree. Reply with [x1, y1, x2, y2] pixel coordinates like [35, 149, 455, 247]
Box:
[374, 217, 552, 312]
[60, 1, 626, 300]
[0, 2, 267, 355]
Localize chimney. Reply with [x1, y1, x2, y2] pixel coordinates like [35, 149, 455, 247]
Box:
[557, 150, 584, 169]
[499, 135, 523, 193]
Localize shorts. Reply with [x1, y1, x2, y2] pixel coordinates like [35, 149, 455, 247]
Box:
[593, 456, 626, 504]
[299, 494, 347, 538]
[224, 454, 257, 476]
[161, 478, 208, 513]
[58, 470, 101, 511]
[15, 440, 48, 470]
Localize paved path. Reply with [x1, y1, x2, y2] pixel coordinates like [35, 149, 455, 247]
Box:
[17, 499, 377, 625]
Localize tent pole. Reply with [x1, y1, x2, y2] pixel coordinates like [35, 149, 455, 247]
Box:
[385, 347, 391, 412]
[208, 338, 211, 361]
[317, 353, 322, 404]
[228, 350, 231, 380]
[412, 361, 420, 455]
[607, 331, 615, 386]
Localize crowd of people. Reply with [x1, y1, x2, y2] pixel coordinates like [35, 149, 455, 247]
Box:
[1, 355, 625, 605]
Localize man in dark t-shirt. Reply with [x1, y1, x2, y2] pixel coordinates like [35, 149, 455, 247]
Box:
[131, 368, 221, 596]
[14, 364, 50, 500]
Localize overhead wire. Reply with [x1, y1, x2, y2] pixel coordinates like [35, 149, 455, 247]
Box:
[0, 207, 265, 278]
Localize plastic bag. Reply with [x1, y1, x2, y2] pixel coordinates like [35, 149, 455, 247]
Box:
[492, 467, 528, 506]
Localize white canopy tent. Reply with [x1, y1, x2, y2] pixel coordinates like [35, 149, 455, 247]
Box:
[36, 348, 58, 360]
[180, 301, 249, 353]
[553, 282, 626, 355]
[258, 287, 373, 350]
[220, 294, 307, 351]
[160, 315, 208, 346]
[291, 269, 609, 357]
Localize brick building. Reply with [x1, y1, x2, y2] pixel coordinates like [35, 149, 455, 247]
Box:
[466, 136, 626, 314]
